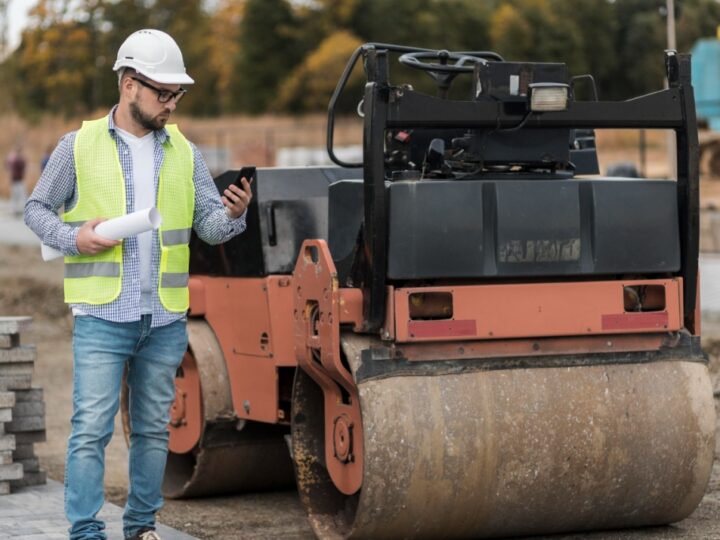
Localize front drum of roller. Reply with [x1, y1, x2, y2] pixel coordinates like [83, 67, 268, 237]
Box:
[292, 342, 715, 539]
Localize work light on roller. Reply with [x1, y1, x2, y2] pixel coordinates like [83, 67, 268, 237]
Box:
[529, 82, 571, 111]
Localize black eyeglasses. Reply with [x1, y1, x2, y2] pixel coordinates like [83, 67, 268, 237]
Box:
[131, 77, 186, 104]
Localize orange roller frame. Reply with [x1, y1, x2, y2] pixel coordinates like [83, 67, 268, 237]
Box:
[394, 278, 683, 343]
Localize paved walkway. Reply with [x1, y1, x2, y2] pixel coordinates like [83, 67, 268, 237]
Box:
[0, 479, 197, 539]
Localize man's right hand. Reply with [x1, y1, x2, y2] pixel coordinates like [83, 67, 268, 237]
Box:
[76, 218, 121, 255]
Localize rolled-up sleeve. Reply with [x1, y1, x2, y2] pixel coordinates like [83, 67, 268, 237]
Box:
[190, 143, 246, 245]
[24, 133, 81, 256]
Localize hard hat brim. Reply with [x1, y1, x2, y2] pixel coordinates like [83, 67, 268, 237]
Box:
[139, 70, 195, 85]
[114, 61, 195, 85]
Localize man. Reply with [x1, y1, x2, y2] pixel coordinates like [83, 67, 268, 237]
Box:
[6, 144, 27, 217]
[25, 29, 251, 540]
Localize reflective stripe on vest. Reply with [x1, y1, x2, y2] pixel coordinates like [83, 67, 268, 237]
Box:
[161, 272, 190, 288]
[65, 262, 121, 278]
[62, 116, 195, 311]
[162, 228, 192, 246]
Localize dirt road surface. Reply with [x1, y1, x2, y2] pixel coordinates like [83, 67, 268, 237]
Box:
[1, 238, 719, 540]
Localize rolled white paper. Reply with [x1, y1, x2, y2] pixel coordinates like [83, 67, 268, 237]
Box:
[41, 208, 162, 261]
[93, 207, 162, 241]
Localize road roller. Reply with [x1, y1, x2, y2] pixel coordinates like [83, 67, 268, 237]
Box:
[122, 44, 715, 538]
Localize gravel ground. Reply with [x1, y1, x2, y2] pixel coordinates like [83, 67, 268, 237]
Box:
[1, 241, 719, 540]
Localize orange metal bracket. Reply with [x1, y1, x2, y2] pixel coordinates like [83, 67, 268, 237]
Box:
[293, 239, 363, 495]
[338, 288, 364, 329]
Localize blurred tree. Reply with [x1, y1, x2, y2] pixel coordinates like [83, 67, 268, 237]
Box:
[146, 0, 218, 115]
[489, 3, 533, 59]
[13, 1, 94, 117]
[274, 29, 363, 113]
[0, 0, 9, 59]
[623, 11, 666, 97]
[98, 0, 151, 108]
[4, 0, 720, 117]
[231, 0, 304, 113]
[78, 0, 110, 111]
[0, 0, 12, 112]
[489, 0, 584, 74]
[677, 0, 720, 51]
[609, 0, 666, 99]
[290, 0, 357, 63]
[556, 0, 617, 100]
[312, 0, 361, 35]
[351, 0, 491, 50]
[208, 0, 244, 114]
[440, 0, 495, 51]
[345, 0, 494, 96]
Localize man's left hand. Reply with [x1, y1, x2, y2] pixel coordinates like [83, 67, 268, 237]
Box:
[222, 177, 252, 219]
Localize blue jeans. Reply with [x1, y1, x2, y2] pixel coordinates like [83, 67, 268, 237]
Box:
[65, 315, 188, 540]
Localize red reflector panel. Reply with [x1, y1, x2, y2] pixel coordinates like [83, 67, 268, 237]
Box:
[408, 320, 477, 339]
[601, 312, 669, 331]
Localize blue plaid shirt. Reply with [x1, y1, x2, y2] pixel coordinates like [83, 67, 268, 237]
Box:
[25, 107, 246, 327]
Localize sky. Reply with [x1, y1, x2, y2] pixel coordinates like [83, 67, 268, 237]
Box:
[7, 0, 32, 52]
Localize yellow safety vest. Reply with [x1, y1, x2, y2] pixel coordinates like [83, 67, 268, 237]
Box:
[62, 116, 195, 312]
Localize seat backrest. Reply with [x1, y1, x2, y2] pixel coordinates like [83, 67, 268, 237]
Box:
[190, 167, 361, 277]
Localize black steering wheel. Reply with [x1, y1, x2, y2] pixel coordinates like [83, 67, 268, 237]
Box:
[398, 50, 502, 97]
[399, 50, 490, 72]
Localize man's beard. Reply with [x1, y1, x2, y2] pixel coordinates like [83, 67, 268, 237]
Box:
[129, 100, 169, 131]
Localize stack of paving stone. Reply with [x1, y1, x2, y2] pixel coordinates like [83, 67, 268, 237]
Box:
[0, 390, 22, 494]
[0, 316, 47, 493]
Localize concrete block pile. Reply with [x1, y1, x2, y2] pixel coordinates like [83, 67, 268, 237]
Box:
[0, 316, 47, 493]
[0, 391, 22, 494]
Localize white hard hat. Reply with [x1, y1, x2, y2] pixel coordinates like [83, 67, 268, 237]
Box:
[113, 29, 194, 85]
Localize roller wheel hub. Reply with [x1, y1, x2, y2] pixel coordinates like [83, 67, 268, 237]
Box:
[333, 414, 354, 463]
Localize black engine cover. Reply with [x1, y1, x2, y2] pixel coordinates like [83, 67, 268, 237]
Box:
[385, 177, 679, 279]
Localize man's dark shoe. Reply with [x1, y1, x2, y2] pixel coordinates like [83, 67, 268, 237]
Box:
[125, 527, 161, 540]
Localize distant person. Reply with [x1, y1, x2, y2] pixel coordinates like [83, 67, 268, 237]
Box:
[6, 145, 26, 218]
[24, 29, 253, 540]
[40, 145, 52, 172]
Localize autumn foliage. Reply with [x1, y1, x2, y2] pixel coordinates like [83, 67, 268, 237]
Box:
[4, 0, 720, 117]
